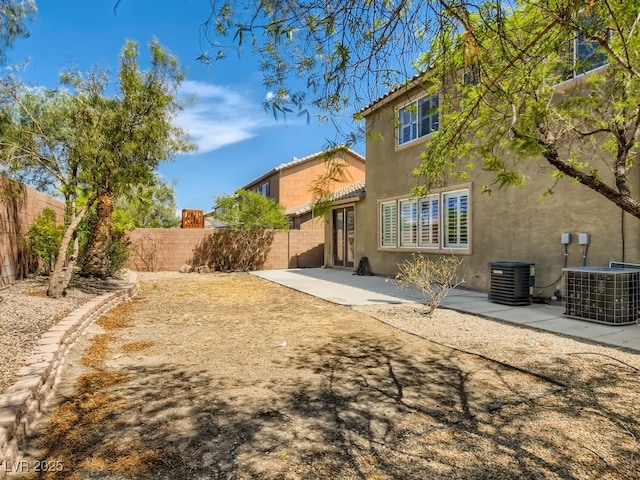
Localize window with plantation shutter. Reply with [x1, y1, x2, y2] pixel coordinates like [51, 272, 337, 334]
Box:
[443, 190, 469, 249]
[379, 188, 469, 252]
[380, 201, 397, 247]
[419, 195, 439, 248]
[399, 199, 417, 247]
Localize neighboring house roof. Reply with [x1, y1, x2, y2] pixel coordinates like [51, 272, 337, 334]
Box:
[285, 180, 366, 217]
[242, 147, 366, 190]
[203, 217, 227, 229]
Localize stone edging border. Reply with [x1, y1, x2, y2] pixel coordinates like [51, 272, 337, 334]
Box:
[0, 270, 139, 478]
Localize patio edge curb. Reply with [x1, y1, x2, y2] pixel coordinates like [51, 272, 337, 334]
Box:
[0, 270, 139, 478]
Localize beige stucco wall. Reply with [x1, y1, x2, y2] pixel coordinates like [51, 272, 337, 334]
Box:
[356, 87, 640, 296]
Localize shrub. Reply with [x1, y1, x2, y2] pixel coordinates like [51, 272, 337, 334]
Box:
[24, 208, 65, 274]
[190, 229, 274, 272]
[130, 237, 159, 272]
[104, 232, 131, 278]
[395, 254, 464, 315]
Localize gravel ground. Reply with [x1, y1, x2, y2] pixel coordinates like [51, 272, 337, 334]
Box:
[352, 302, 640, 389]
[0, 275, 130, 394]
[9, 272, 640, 479]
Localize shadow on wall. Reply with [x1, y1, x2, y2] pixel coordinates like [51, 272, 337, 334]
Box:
[126, 228, 325, 272]
[189, 230, 275, 272]
[1, 179, 29, 286]
[292, 244, 324, 268]
[0, 177, 65, 285]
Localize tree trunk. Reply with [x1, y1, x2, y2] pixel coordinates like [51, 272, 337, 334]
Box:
[59, 235, 79, 295]
[47, 194, 97, 298]
[518, 126, 640, 220]
[81, 187, 115, 278]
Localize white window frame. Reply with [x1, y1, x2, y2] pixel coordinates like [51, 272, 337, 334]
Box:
[443, 190, 469, 249]
[397, 93, 440, 146]
[379, 188, 469, 253]
[419, 194, 439, 248]
[399, 199, 418, 247]
[380, 201, 397, 248]
[559, 15, 608, 83]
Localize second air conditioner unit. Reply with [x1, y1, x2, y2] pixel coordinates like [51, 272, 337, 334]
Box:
[563, 266, 640, 325]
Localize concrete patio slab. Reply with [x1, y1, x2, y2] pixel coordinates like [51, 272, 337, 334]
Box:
[252, 268, 640, 353]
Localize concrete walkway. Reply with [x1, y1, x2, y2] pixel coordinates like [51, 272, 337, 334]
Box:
[252, 268, 640, 353]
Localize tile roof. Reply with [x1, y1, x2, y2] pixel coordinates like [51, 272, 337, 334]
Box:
[285, 180, 366, 217]
[276, 147, 365, 171]
[242, 147, 365, 190]
[356, 70, 429, 117]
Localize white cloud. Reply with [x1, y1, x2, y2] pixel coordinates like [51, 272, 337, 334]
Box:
[175, 80, 272, 154]
[265, 91, 290, 103]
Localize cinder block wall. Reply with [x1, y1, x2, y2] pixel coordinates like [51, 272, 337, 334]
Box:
[126, 228, 325, 271]
[126, 229, 209, 271]
[0, 176, 65, 285]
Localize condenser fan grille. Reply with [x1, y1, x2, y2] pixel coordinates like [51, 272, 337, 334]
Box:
[489, 262, 534, 306]
[563, 267, 640, 325]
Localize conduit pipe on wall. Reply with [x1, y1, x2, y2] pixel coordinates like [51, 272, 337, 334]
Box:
[534, 242, 570, 292]
[578, 233, 590, 266]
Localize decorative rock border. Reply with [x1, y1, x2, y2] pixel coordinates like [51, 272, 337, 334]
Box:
[0, 271, 139, 478]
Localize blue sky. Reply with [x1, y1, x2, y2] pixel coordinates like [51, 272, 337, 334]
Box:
[6, 0, 364, 212]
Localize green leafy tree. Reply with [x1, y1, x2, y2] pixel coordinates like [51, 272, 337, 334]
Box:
[0, 80, 93, 297]
[77, 40, 195, 279]
[413, 1, 640, 219]
[114, 177, 180, 229]
[24, 207, 64, 274]
[0, 0, 35, 65]
[0, 39, 194, 296]
[213, 189, 289, 231]
[197, 1, 640, 217]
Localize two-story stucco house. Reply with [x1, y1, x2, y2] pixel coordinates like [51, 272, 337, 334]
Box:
[241, 147, 366, 230]
[324, 43, 640, 298]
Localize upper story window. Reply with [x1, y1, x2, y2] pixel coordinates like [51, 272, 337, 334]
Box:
[562, 16, 608, 81]
[256, 181, 270, 197]
[462, 65, 481, 86]
[572, 31, 607, 76]
[398, 93, 439, 146]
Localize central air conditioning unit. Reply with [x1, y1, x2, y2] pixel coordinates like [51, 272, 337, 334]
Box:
[489, 261, 535, 306]
[563, 266, 640, 325]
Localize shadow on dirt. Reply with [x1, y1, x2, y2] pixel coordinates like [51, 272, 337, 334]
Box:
[25, 326, 640, 480]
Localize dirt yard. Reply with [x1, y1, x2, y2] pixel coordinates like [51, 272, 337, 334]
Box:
[12, 272, 640, 479]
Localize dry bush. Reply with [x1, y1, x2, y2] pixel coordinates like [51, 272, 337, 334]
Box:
[130, 237, 159, 272]
[190, 229, 274, 272]
[395, 254, 464, 315]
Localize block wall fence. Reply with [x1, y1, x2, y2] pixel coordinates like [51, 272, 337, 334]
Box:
[125, 228, 325, 272]
[1, 175, 325, 282]
[0, 177, 65, 286]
